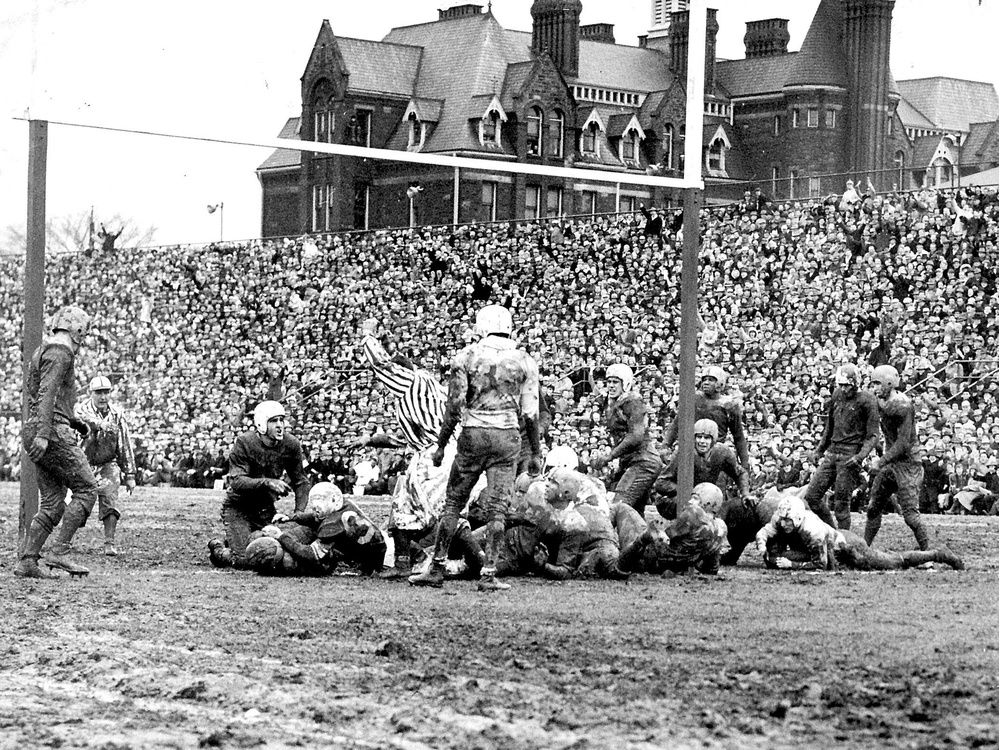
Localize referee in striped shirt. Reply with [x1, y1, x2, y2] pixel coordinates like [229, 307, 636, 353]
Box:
[356, 317, 449, 578]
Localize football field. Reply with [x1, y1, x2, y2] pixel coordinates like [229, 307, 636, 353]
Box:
[1, 483, 996, 749]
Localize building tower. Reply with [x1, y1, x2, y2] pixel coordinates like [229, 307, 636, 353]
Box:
[531, 0, 583, 78]
[843, 0, 895, 187]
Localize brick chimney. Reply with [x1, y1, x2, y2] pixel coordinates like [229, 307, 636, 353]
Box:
[531, 0, 583, 77]
[743, 18, 790, 58]
[580, 22, 615, 44]
[669, 8, 718, 90]
[438, 4, 483, 21]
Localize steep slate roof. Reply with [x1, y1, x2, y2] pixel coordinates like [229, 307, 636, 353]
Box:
[783, 0, 847, 89]
[896, 97, 936, 129]
[911, 134, 944, 167]
[500, 60, 535, 111]
[961, 120, 999, 167]
[896, 77, 999, 133]
[384, 12, 530, 153]
[336, 37, 422, 97]
[257, 117, 301, 171]
[715, 54, 797, 97]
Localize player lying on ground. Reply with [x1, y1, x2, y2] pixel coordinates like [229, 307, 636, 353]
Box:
[755, 493, 964, 571]
[244, 482, 387, 576]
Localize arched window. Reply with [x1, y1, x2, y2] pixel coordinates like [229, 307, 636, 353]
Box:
[527, 107, 543, 156]
[313, 97, 334, 143]
[894, 150, 905, 190]
[621, 128, 639, 162]
[663, 123, 674, 169]
[707, 137, 725, 172]
[547, 110, 564, 158]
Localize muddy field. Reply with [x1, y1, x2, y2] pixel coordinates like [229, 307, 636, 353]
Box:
[0, 483, 996, 750]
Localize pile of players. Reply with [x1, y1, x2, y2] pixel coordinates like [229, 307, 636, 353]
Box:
[15, 303, 965, 583]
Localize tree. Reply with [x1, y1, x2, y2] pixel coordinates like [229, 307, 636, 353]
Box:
[1, 211, 157, 255]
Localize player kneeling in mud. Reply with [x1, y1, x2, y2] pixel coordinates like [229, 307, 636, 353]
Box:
[244, 483, 387, 576]
[755, 494, 965, 572]
[617, 483, 729, 576]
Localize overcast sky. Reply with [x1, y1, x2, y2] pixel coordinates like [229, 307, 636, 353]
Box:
[1, 0, 997, 246]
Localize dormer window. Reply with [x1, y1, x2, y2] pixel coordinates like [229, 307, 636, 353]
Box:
[527, 107, 542, 156]
[582, 122, 599, 154]
[621, 128, 639, 162]
[407, 112, 422, 148]
[481, 109, 502, 146]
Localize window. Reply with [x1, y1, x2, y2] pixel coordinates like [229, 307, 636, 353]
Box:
[353, 184, 369, 230]
[707, 138, 725, 172]
[527, 107, 542, 156]
[525, 185, 541, 218]
[808, 176, 821, 196]
[807, 108, 818, 128]
[482, 110, 501, 145]
[312, 184, 332, 232]
[894, 150, 905, 190]
[773, 115, 780, 136]
[771, 166, 780, 196]
[792, 109, 800, 128]
[887, 115, 894, 135]
[314, 109, 332, 143]
[353, 109, 372, 147]
[621, 129, 638, 162]
[481, 182, 498, 221]
[407, 113, 421, 148]
[663, 124, 674, 169]
[788, 169, 798, 199]
[825, 109, 837, 129]
[546, 187, 562, 217]
[582, 190, 597, 215]
[582, 122, 598, 154]
[547, 110, 564, 158]
[618, 195, 637, 213]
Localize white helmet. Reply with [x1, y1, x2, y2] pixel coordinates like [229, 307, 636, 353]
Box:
[308, 482, 344, 517]
[701, 365, 728, 388]
[690, 482, 725, 516]
[606, 363, 634, 391]
[253, 400, 286, 434]
[693, 419, 719, 442]
[475, 304, 513, 336]
[51, 305, 91, 345]
[545, 444, 578, 471]
[776, 495, 808, 529]
[871, 364, 900, 390]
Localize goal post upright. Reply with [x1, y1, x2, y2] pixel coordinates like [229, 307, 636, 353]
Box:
[676, 0, 707, 510]
[19, 119, 47, 550]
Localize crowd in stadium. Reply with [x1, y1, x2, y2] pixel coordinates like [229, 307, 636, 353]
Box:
[0, 184, 996, 514]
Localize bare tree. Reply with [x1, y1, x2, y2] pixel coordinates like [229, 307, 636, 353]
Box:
[1, 211, 157, 255]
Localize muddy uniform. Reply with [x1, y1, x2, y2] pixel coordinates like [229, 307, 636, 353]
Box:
[619, 503, 727, 575]
[431, 334, 539, 577]
[865, 392, 929, 549]
[665, 393, 750, 469]
[223, 430, 310, 566]
[536, 504, 624, 580]
[22, 341, 99, 538]
[653, 444, 750, 519]
[756, 507, 840, 570]
[75, 397, 136, 528]
[604, 392, 662, 512]
[275, 499, 386, 575]
[803, 388, 880, 529]
[833, 530, 964, 571]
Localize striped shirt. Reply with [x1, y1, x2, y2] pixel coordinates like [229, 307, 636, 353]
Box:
[74, 398, 137, 477]
[362, 335, 445, 451]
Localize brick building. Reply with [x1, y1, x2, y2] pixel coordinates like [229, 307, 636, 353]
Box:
[256, 0, 986, 236]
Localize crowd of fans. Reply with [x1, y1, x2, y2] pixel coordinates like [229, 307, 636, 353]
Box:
[0, 184, 996, 513]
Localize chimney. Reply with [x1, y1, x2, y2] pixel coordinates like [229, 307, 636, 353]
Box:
[531, 0, 583, 78]
[438, 4, 483, 21]
[638, 34, 648, 49]
[669, 8, 717, 89]
[743, 18, 790, 58]
[580, 22, 615, 44]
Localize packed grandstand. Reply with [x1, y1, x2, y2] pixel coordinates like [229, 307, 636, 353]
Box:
[0, 185, 996, 513]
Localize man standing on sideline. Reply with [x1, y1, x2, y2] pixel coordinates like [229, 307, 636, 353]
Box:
[208, 400, 310, 569]
[16, 306, 96, 579]
[663, 366, 750, 472]
[355, 317, 447, 579]
[801, 363, 880, 529]
[70, 375, 136, 556]
[409, 304, 542, 592]
[865, 365, 932, 550]
[591, 364, 662, 514]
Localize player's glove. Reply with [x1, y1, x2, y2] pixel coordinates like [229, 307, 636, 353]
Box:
[271, 513, 290, 524]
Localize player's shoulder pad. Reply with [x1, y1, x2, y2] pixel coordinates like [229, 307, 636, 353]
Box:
[281, 433, 303, 452]
[883, 391, 913, 412]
